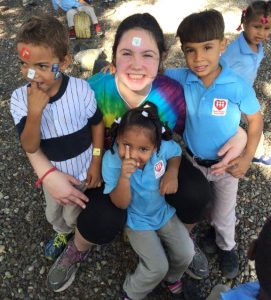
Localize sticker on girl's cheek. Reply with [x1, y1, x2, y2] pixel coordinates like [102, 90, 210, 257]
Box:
[51, 64, 59, 72]
[132, 37, 141, 47]
[27, 68, 35, 80]
[20, 48, 30, 59]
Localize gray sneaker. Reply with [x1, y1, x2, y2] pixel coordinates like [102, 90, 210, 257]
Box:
[47, 239, 89, 292]
[185, 239, 209, 280]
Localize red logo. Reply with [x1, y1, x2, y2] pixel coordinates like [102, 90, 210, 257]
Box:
[215, 99, 226, 110]
[155, 161, 163, 172]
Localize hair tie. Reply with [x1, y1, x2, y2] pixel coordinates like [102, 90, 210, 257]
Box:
[261, 16, 269, 24]
[142, 111, 148, 117]
[114, 117, 121, 124]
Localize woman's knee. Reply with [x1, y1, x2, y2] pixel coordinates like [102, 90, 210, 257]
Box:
[77, 188, 127, 244]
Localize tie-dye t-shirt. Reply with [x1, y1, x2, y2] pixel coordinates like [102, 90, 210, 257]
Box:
[87, 72, 186, 148]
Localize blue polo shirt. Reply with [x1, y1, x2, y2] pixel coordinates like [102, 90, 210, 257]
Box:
[165, 62, 260, 160]
[102, 140, 181, 230]
[220, 281, 260, 300]
[221, 32, 264, 85]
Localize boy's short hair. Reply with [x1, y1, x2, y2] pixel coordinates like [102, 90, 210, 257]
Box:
[255, 218, 271, 297]
[176, 9, 225, 44]
[16, 15, 69, 61]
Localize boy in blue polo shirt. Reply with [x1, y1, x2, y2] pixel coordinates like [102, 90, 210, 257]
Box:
[221, 1, 271, 166]
[165, 9, 263, 279]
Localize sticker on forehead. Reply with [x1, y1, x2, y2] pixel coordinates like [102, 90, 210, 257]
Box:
[27, 68, 35, 80]
[132, 37, 141, 47]
[20, 47, 30, 60]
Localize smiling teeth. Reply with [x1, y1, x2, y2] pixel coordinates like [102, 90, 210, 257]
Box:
[129, 74, 143, 79]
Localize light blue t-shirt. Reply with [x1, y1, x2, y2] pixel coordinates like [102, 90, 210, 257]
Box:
[51, 0, 87, 11]
[221, 32, 264, 86]
[220, 281, 260, 300]
[165, 61, 260, 160]
[102, 140, 181, 230]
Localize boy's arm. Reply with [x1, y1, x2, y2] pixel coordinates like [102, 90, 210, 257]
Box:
[227, 111, 263, 178]
[160, 156, 181, 195]
[86, 120, 104, 188]
[26, 149, 89, 208]
[20, 82, 50, 153]
[109, 146, 137, 209]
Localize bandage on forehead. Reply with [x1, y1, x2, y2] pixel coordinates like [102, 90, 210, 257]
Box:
[27, 68, 35, 80]
[132, 37, 141, 47]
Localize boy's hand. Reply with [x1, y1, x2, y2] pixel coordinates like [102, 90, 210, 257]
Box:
[43, 170, 89, 208]
[226, 155, 251, 178]
[86, 160, 103, 188]
[160, 170, 178, 195]
[27, 82, 50, 115]
[121, 145, 138, 179]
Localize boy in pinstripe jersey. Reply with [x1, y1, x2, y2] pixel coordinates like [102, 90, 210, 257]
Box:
[10, 15, 104, 261]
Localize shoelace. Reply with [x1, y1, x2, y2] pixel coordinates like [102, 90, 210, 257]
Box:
[53, 233, 68, 248]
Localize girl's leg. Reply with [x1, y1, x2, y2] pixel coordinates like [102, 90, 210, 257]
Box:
[79, 6, 98, 24]
[66, 9, 77, 28]
[123, 228, 169, 300]
[159, 214, 194, 283]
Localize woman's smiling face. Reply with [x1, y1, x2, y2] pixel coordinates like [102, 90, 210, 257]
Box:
[115, 28, 160, 96]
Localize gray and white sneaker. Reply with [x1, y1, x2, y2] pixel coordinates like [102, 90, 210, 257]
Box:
[185, 238, 209, 280]
[47, 239, 89, 292]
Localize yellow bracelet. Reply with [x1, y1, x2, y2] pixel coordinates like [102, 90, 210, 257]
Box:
[93, 147, 101, 156]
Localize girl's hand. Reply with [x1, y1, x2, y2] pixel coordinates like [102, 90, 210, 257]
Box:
[160, 170, 178, 195]
[27, 82, 50, 116]
[121, 145, 138, 179]
[86, 161, 103, 188]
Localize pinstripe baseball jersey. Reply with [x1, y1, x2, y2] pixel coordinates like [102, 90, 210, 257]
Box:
[10, 74, 103, 181]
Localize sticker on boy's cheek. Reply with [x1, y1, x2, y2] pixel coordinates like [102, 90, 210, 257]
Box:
[51, 64, 59, 72]
[20, 47, 30, 59]
[132, 37, 141, 47]
[27, 68, 35, 80]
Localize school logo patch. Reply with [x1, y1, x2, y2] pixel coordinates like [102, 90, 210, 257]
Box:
[154, 160, 165, 179]
[212, 98, 228, 116]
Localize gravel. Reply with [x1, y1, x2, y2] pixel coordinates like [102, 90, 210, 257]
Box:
[0, 0, 271, 299]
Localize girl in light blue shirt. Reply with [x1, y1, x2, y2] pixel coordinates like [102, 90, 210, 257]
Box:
[222, 1, 271, 165]
[102, 102, 194, 300]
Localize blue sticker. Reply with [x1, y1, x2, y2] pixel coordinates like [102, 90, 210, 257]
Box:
[51, 64, 59, 72]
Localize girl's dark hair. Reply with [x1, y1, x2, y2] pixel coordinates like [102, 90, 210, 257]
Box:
[237, 1, 271, 30]
[255, 218, 271, 298]
[109, 101, 172, 154]
[112, 13, 166, 72]
[16, 15, 69, 61]
[176, 9, 225, 44]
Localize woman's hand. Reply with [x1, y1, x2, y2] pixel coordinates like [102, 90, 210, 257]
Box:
[43, 170, 89, 208]
[211, 127, 247, 175]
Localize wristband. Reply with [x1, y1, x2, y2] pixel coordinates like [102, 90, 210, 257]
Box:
[35, 166, 57, 188]
[92, 147, 101, 156]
